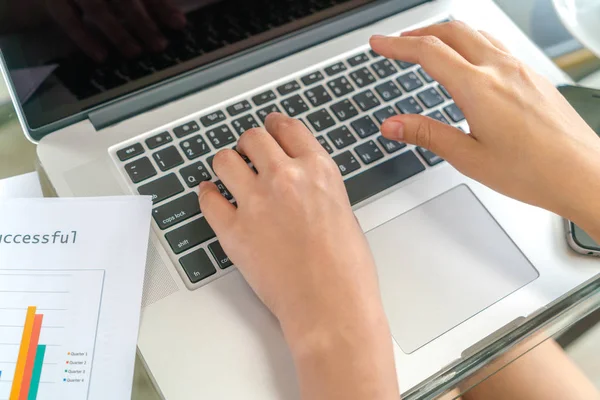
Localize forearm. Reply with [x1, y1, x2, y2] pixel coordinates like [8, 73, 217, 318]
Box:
[462, 338, 600, 400]
[286, 305, 400, 400]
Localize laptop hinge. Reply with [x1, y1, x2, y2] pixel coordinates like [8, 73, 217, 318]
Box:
[88, 0, 431, 130]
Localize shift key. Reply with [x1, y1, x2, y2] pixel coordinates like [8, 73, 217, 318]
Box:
[153, 192, 200, 230]
[165, 217, 216, 254]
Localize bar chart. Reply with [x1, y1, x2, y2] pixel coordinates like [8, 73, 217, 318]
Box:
[0, 270, 104, 400]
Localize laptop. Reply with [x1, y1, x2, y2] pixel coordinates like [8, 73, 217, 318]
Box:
[1, 0, 597, 398]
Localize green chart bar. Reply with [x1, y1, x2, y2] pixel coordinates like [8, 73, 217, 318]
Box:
[27, 345, 46, 400]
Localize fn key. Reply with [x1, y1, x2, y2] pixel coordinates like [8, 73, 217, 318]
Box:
[179, 248, 217, 283]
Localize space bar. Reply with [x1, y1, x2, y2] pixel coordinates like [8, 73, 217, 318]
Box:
[344, 150, 426, 206]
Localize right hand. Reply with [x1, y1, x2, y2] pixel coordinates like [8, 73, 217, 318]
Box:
[46, 0, 187, 62]
[371, 21, 600, 238]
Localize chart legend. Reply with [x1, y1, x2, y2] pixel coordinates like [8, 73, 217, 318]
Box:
[0, 270, 104, 400]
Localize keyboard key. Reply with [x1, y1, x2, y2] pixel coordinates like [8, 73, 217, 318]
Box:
[417, 147, 444, 166]
[125, 157, 156, 183]
[397, 72, 423, 92]
[373, 106, 398, 124]
[138, 173, 184, 204]
[226, 100, 252, 116]
[180, 248, 217, 283]
[153, 146, 184, 171]
[257, 104, 282, 122]
[166, 217, 216, 255]
[252, 90, 276, 106]
[173, 121, 200, 138]
[427, 110, 451, 124]
[438, 85, 452, 99]
[371, 59, 397, 79]
[232, 114, 260, 135]
[350, 68, 376, 88]
[324, 61, 347, 76]
[281, 95, 309, 117]
[369, 49, 382, 58]
[277, 80, 301, 95]
[417, 67, 434, 83]
[330, 99, 358, 121]
[180, 161, 212, 188]
[351, 116, 379, 138]
[333, 151, 361, 176]
[209, 241, 233, 269]
[306, 109, 335, 132]
[304, 85, 332, 107]
[355, 140, 384, 165]
[328, 126, 356, 149]
[206, 155, 215, 172]
[344, 151, 425, 205]
[316, 136, 334, 154]
[215, 180, 233, 200]
[444, 103, 465, 122]
[117, 143, 144, 161]
[377, 136, 406, 154]
[206, 125, 236, 149]
[200, 110, 226, 127]
[375, 81, 402, 101]
[417, 87, 444, 108]
[347, 53, 369, 66]
[146, 132, 172, 149]
[395, 60, 415, 69]
[153, 192, 200, 230]
[180, 135, 210, 160]
[301, 71, 324, 86]
[353, 90, 380, 111]
[327, 76, 354, 97]
[396, 97, 423, 114]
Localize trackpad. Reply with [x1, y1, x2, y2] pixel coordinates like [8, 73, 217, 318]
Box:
[366, 185, 538, 353]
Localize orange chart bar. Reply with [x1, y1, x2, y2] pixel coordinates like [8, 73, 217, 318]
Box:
[9, 306, 37, 400]
[19, 314, 44, 400]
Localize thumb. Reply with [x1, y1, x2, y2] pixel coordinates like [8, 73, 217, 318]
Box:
[381, 114, 479, 170]
[198, 181, 237, 236]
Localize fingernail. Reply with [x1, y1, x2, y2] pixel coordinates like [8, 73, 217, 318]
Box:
[124, 43, 142, 59]
[401, 30, 416, 36]
[370, 34, 387, 40]
[92, 49, 107, 63]
[385, 120, 404, 141]
[153, 37, 169, 52]
[198, 181, 209, 195]
[170, 13, 187, 29]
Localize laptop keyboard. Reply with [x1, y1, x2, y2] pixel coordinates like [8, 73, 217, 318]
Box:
[110, 43, 467, 289]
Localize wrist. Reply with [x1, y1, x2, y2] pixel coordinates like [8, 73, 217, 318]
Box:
[281, 299, 389, 360]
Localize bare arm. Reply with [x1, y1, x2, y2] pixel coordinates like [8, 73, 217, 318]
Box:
[462, 338, 600, 400]
[199, 114, 400, 400]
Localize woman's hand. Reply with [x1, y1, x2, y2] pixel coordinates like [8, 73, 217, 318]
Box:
[199, 113, 399, 400]
[372, 21, 600, 241]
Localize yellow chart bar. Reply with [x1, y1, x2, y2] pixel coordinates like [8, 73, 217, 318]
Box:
[9, 306, 37, 400]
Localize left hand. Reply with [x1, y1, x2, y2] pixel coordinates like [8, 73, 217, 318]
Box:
[198, 113, 399, 400]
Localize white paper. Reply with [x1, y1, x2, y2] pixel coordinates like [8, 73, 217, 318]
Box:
[0, 196, 152, 400]
[0, 172, 43, 199]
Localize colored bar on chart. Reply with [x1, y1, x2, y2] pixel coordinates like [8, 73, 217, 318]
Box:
[27, 345, 46, 400]
[19, 314, 44, 400]
[10, 306, 37, 400]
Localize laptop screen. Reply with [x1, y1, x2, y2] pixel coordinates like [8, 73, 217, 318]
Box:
[0, 0, 408, 130]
